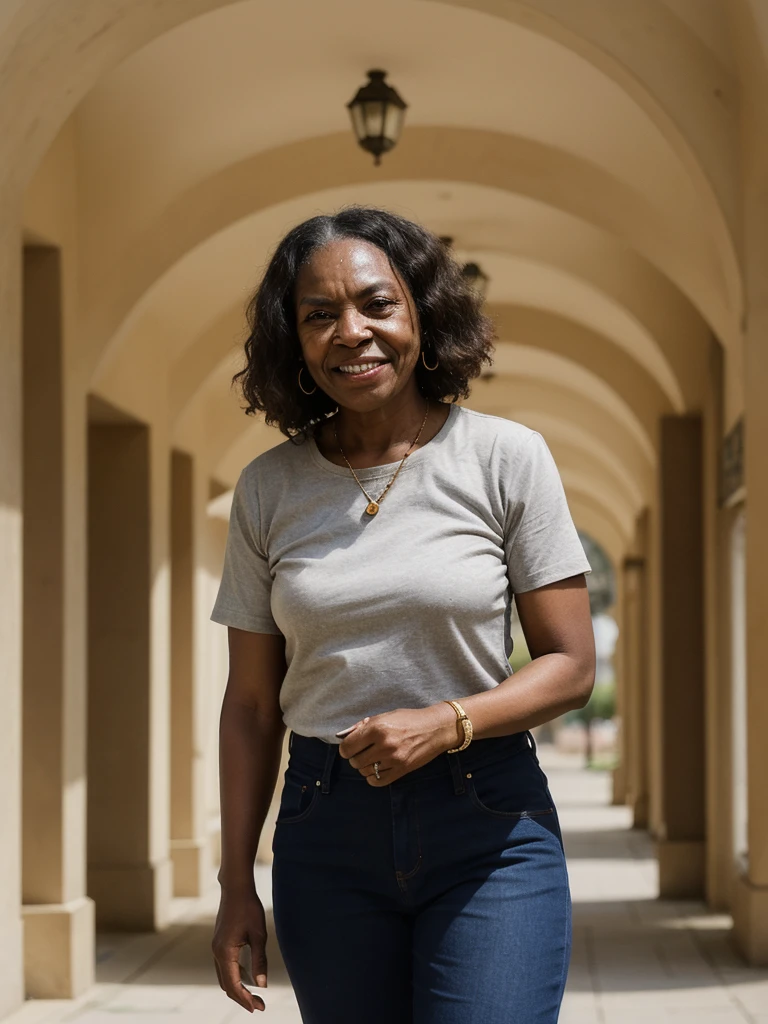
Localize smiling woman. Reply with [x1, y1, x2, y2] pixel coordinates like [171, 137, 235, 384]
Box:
[211, 205, 595, 1024]
[233, 206, 494, 437]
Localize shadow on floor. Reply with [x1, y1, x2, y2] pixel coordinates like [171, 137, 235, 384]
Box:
[561, 826, 652, 858]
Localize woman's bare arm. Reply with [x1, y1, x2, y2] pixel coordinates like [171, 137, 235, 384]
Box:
[212, 628, 286, 1014]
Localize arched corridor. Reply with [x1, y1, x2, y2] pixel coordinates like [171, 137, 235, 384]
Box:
[2, 0, 768, 1013]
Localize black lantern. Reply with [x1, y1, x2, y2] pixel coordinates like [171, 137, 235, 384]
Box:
[347, 70, 407, 165]
[461, 261, 490, 300]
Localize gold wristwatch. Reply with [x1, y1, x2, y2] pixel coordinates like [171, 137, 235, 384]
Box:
[444, 699, 473, 753]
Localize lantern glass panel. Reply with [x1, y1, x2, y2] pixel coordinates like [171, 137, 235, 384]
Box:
[349, 103, 367, 142]
[363, 100, 386, 139]
[383, 103, 405, 145]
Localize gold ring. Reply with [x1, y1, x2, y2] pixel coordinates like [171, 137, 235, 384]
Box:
[373, 761, 381, 780]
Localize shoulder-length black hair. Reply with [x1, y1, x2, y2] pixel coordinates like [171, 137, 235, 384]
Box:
[234, 206, 494, 437]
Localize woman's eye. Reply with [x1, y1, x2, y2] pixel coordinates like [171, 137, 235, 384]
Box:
[368, 298, 395, 312]
[306, 310, 333, 321]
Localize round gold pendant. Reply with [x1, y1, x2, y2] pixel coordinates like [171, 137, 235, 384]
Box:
[365, 501, 380, 516]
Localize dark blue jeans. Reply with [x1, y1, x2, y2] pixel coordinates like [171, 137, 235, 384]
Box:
[272, 731, 571, 1024]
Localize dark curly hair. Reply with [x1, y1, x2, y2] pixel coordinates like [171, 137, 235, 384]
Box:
[234, 206, 494, 437]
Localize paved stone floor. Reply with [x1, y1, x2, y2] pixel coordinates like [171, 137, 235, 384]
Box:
[8, 749, 768, 1024]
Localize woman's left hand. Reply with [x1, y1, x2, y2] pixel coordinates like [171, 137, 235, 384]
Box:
[338, 705, 460, 785]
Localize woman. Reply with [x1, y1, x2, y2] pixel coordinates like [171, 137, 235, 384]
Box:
[210, 207, 595, 1024]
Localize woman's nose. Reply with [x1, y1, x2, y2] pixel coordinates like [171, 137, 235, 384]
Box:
[335, 308, 372, 345]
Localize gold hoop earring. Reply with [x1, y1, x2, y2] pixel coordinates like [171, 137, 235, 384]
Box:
[421, 350, 439, 371]
[298, 365, 317, 395]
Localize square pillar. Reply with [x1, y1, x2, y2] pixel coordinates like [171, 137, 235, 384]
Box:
[656, 416, 706, 898]
[727, 1, 768, 962]
[170, 450, 208, 896]
[623, 552, 649, 829]
[0, 223, 25, 1018]
[21, 246, 94, 997]
[611, 566, 627, 807]
[87, 416, 172, 930]
[735, 216, 768, 968]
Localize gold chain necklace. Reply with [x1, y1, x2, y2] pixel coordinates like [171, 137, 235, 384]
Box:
[333, 401, 431, 516]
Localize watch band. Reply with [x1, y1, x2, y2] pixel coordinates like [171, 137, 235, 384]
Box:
[444, 699, 473, 753]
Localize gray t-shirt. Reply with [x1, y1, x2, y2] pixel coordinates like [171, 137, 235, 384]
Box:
[211, 404, 591, 743]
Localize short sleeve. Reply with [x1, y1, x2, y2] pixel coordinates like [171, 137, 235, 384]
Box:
[504, 432, 592, 594]
[210, 470, 282, 634]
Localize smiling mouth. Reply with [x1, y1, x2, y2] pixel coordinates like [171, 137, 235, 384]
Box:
[333, 360, 390, 378]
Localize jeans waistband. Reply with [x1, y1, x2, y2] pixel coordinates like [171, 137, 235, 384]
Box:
[287, 730, 536, 795]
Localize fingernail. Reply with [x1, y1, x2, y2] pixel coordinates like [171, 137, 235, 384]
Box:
[256, 975, 267, 988]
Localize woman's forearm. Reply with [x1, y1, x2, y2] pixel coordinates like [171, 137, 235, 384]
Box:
[425, 651, 594, 752]
[463, 651, 593, 739]
[218, 692, 285, 894]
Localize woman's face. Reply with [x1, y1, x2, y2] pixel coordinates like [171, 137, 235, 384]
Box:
[294, 237, 421, 413]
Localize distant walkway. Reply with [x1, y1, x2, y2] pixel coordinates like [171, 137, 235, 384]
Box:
[8, 750, 768, 1024]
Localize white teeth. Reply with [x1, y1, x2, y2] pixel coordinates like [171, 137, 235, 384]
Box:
[338, 362, 382, 374]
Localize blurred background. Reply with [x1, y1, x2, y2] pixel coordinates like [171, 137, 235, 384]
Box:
[2, 1, 768, 1021]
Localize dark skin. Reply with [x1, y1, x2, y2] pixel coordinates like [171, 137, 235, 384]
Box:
[212, 238, 596, 1012]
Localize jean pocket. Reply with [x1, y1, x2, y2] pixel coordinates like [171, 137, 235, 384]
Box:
[275, 767, 321, 825]
[467, 750, 554, 819]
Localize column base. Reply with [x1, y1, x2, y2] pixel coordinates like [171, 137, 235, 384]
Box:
[22, 896, 94, 998]
[171, 839, 208, 897]
[611, 764, 627, 806]
[0, 912, 24, 1018]
[631, 792, 649, 830]
[657, 838, 705, 897]
[733, 872, 768, 965]
[88, 859, 173, 931]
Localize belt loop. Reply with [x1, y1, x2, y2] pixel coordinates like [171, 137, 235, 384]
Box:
[447, 752, 466, 796]
[288, 730, 295, 753]
[321, 741, 336, 794]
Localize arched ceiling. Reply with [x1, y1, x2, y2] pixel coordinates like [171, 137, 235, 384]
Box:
[3, 0, 742, 322]
[74, 0, 695, 247]
[8, 0, 752, 569]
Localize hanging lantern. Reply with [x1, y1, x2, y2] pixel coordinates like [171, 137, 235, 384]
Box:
[347, 70, 408, 166]
[461, 261, 490, 300]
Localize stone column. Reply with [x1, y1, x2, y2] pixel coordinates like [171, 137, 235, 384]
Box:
[656, 415, 706, 897]
[702, 340, 730, 910]
[203, 508, 231, 870]
[611, 576, 627, 807]
[622, 554, 649, 829]
[734, 191, 768, 965]
[0, 218, 25, 1019]
[170, 450, 207, 895]
[21, 246, 94, 998]
[87, 416, 172, 930]
[728, 0, 768, 963]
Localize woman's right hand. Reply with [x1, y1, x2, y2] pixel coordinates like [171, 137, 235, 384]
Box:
[212, 889, 269, 1013]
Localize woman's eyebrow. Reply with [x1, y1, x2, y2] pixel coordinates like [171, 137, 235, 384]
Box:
[355, 280, 394, 298]
[298, 280, 395, 307]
